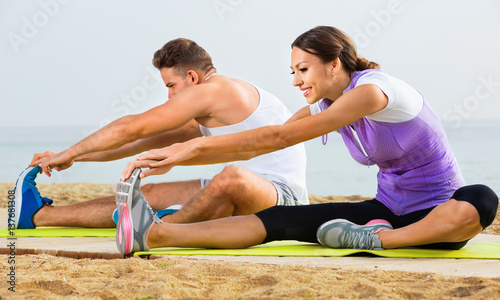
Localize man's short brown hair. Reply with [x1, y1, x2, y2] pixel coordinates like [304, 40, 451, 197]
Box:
[153, 38, 215, 75]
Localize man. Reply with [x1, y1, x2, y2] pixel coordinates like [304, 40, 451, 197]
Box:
[11, 38, 308, 229]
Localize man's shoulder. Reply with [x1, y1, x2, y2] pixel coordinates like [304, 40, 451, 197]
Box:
[202, 75, 287, 108]
[205, 75, 247, 88]
[204, 75, 257, 98]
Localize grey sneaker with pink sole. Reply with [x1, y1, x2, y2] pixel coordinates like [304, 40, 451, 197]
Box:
[316, 219, 393, 250]
[115, 168, 162, 254]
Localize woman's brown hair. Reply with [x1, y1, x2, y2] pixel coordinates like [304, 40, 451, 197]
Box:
[292, 26, 379, 73]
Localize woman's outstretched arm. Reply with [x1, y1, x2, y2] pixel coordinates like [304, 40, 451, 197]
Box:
[121, 84, 387, 180]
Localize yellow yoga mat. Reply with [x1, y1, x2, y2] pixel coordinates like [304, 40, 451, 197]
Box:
[135, 241, 500, 260]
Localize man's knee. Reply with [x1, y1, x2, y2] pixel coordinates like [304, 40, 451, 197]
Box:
[141, 183, 156, 195]
[141, 183, 160, 205]
[208, 165, 249, 196]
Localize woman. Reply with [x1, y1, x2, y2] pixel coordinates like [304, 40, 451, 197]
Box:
[116, 26, 497, 254]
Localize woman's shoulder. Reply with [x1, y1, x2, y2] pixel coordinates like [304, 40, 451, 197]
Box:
[355, 69, 392, 85]
[355, 70, 423, 123]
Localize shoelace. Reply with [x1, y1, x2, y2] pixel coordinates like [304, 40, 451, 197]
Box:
[142, 198, 163, 224]
[41, 197, 53, 206]
[152, 211, 163, 224]
[340, 230, 376, 250]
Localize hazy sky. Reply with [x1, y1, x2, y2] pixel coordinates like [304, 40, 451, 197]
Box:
[2, 0, 500, 130]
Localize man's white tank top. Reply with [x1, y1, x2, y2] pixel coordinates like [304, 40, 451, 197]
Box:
[199, 85, 309, 204]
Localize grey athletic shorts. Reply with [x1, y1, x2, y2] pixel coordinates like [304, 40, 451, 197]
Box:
[200, 178, 302, 206]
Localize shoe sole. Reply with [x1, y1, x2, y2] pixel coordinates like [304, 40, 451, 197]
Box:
[11, 166, 37, 229]
[115, 168, 141, 254]
[317, 218, 393, 248]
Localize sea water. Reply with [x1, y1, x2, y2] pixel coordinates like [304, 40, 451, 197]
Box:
[0, 120, 498, 197]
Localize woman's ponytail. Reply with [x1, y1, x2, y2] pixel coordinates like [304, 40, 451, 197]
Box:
[355, 56, 379, 71]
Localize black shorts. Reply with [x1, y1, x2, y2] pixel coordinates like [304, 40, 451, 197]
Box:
[255, 184, 498, 250]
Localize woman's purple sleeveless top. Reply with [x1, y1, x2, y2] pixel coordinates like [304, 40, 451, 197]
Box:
[320, 69, 465, 215]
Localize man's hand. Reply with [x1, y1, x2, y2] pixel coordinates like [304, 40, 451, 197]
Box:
[30, 151, 58, 166]
[30, 150, 76, 177]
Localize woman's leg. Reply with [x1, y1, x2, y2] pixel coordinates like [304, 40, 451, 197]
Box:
[147, 215, 267, 249]
[117, 168, 269, 254]
[378, 185, 498, 249]
[379, 200, 481, 248]
[147, 200, 394, 249]
[256, 200, 396, 243]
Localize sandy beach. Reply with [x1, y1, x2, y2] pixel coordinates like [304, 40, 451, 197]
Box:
[1, 182, 499, 299]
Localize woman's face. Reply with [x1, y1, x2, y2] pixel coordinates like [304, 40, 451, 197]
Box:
[290, 47, 344, 104]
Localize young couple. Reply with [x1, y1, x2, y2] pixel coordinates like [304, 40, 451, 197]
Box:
[15, 26, 497, 255]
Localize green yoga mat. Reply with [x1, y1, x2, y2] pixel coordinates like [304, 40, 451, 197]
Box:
[135, 241, 500, 260]
[0, 227, 115, 237]
[2, 228, 499, 259]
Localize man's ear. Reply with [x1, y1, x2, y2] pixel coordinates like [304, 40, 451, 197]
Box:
[186, 70, 199, 85]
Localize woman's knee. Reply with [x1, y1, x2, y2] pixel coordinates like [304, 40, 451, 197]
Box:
[449, 200, 481, 227]
[452, 184, 498, 229]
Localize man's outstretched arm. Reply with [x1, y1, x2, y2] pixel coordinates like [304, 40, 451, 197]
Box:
[31, 83, 217, 176]
[75, 120, 202, 162]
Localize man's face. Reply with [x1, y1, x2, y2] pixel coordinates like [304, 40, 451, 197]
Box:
[160, 67, 192, 99]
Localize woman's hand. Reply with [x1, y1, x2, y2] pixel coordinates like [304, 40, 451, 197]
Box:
[138, 139, 200, 165]
[121, 159, 173, 181]
[121, 139, 201, 181]
[139, 139, 200, 168]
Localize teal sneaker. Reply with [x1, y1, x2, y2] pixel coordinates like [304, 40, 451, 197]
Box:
[115, 168, 162, 254]
[9, 166, 53, 229]
[112, 204, 182, 225]
[317, 219, 393, 250]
